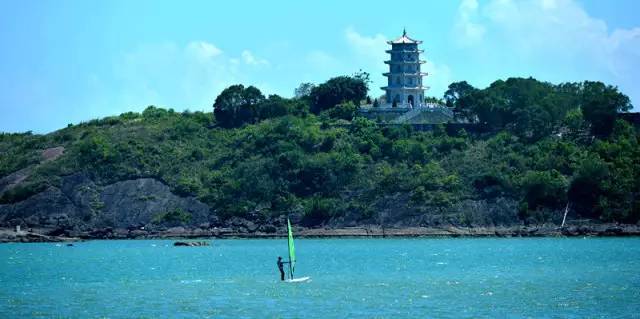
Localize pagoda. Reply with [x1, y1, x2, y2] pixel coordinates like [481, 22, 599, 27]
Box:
[381, 29, 428, 107]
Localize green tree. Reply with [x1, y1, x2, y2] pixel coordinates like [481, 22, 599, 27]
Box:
[324, 101, 358, 121]
[309, 76, 368, 114]
[256, 94, 308, 120]
[213, 84, 265, 128]
[444, 81, 477, 122]
[568, 155, 608, 218]
[353, 69, 372, 91]
[580, 81, 632, 137]
[424, 96, 444, 105]
[468, 78, 577, 141]
[294, 82, 315, 98]
[521, 170, 567, 209]
[563, 108, 587, 140]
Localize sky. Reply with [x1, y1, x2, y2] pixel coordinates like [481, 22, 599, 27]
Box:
[1, 0, 639, 133]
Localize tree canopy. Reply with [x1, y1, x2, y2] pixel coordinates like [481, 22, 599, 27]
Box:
[213, 84, 265, 128]
[447, 78, 633, 142]
[308, 76, 368, 114]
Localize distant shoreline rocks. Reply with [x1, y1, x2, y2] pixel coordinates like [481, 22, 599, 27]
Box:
[1, 223, 640, 243]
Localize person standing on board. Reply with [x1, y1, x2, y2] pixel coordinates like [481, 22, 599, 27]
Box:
[277, 256, 289, 281]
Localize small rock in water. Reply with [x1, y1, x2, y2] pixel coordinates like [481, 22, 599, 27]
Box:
[173, 241, 210, 247]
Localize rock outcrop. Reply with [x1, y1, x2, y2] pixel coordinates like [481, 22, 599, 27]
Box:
[173, 241, 210, 246]
[0, 173, 214, 230]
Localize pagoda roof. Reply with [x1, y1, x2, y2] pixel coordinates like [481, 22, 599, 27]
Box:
[387, 29, 422, 44]
[386, 49, 424, 54]
[381, 85, 428, 90]
[384, 60, 426, 64]
[383, 72, 428, 77]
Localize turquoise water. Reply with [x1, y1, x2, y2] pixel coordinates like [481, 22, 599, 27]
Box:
[1, 238, 639, 318]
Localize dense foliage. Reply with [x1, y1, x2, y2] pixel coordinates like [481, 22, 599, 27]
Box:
[308, 76, 368, 114]
[0, 76, 638, 226]
[445, 78, 632, 140]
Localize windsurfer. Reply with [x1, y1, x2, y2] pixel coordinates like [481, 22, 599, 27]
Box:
[277, 256, 289, 281]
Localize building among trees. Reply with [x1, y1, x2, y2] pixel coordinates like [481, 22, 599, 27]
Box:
[359, 29, 453, 124]
[382, 29, 427, 108]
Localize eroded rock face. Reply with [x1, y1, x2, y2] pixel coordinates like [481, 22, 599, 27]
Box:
[41, 146, 64, 162]
[327, 195, 521, 228]
[97, 178, 211, 228]
[0, 186, 78, 227]
[0, 174, 213, 229]
[0, 167, 32, 196]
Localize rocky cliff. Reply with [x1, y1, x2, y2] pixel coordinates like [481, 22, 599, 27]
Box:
[0, 173, 214, 231]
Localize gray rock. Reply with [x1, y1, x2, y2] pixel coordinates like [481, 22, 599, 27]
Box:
[97, 178, 211, 228]
[0, 177, 215, 230]
[173, 241, 210, 246]
[0, 186, 79, 227]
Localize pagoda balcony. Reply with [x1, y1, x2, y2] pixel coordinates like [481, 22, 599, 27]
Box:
[385, 49, 424, 54]
[384, 60, 426, 64]
[381, 85, 428, 90]
[383, 72, 428, 77]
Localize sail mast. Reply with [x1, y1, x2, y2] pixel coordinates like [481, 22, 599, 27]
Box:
[287, 218, 295, 280]
[561, 203, 570, 228]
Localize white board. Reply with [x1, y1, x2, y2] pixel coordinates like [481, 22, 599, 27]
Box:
[285, 276, 311, 283]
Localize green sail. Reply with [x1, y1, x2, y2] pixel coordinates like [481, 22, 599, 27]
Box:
[287, 218, 296, 277]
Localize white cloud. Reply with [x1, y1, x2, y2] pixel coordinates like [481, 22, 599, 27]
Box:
[423, 61, 453, 98]
[241, 50, 269, 66]
[454, 0, 486, 46]
[306, 50, 340, 70]
[109, 41, 274, 113]
[344, 26, 388, 71]
[453, 0, 640, 107]
[186, 41, 222, 61]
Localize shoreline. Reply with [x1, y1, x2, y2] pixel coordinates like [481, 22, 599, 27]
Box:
[2, 224, 640, 243]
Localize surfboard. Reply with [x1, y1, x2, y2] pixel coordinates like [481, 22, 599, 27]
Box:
[285, 276, 311, 283]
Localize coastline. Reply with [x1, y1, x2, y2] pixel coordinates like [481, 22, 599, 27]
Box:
[2, 223, 640, 243]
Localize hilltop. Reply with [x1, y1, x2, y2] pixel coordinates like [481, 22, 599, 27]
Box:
[0, 76, 638, 241]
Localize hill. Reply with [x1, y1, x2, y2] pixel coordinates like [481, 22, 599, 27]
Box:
[0, 76, 638, 240]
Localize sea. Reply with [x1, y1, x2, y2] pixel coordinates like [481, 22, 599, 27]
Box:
[1, 238, 639, 318]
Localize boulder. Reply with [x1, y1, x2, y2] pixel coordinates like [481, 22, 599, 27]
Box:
[173, 241, 210, 247]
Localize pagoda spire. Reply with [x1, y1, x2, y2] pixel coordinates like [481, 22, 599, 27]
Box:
[403, 28, 407, 37]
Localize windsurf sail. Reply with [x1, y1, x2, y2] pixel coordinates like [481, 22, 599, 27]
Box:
[287, 218, 296, 279]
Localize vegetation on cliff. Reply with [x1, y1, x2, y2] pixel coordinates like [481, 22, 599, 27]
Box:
[0, 75, 638, 228]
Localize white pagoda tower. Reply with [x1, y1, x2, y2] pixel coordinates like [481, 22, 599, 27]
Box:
[381, 29, 428, 107]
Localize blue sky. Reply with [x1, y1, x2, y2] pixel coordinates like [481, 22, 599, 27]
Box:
[1, 0, 639, 133]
